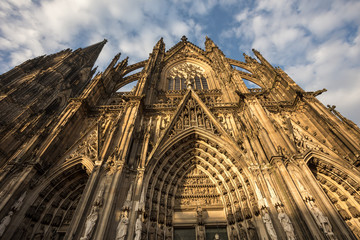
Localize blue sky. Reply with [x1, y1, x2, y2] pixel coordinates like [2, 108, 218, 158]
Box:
[1, 0, 360, 125]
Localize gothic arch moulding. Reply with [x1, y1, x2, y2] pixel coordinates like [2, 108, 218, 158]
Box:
[140, 129, 260, 239]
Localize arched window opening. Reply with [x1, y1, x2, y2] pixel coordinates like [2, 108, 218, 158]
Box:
[167, 63, 208, 90]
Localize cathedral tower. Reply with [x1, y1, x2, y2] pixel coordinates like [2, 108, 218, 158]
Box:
[0, 36, 360, 240]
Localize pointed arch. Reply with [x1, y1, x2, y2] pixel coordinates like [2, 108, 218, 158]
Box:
[16, 158, 93, 239]
[306, 154, 360, 237]
[160, 58, 220, 91]
[141, 129, 260, 238]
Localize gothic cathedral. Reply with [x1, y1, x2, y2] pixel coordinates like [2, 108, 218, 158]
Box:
[1, 36, 360, 240]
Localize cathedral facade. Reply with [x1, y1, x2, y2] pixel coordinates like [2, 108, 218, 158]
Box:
[0, 36, 360, 240]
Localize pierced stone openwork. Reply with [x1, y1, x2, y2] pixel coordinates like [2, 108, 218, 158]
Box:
[167, 63, 208, 90]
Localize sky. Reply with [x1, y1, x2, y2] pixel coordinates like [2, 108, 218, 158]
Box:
[0, 0, 360, 125]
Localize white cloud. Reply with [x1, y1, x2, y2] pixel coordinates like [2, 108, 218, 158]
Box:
[1, 0, 359, 126]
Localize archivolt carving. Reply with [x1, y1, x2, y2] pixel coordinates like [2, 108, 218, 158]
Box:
[142, 133, 257, 238]
[307, 158, 360, 238]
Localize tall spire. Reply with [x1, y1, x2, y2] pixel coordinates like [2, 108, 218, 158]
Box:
[77, 39, 107, 68]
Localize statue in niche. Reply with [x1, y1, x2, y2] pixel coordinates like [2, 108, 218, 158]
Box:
[80, 205, 100, 240]
[134, 215, 142, 240]
[205, 118, 211, 129]
[198, 114, 203, 125]
[308, 202, 336, 239]
[262, 210, 277, 240]
[191, 109, 196, 121]
[247, 220, 259, 240]
[184, 115, 189, 125]
[116, 211, 129, 240]
[196, 206, 204, 225]
[0, 211, 13, 237]
[277, 208, 296, 240]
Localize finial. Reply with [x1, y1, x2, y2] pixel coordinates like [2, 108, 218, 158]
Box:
[181, 35, 188, 42]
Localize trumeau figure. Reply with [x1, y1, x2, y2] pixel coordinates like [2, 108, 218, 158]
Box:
[197, 225, 205, 240]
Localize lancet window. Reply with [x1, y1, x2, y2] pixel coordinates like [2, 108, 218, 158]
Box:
[167, 63, 208, 90]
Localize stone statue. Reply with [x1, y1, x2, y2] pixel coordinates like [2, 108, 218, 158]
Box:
[116, 212, 129, 240]
[309, 202, 336, 239]
[80, 205, 99, 240]
[196, 206, 203, 225]
[134, 215, 142, 240]
[262, 211, 277, 240]
[278, 208, 296, 240]
[247, 220, 259, 240]
[197, 226, 205, 240]
[0, 211, 13, 237]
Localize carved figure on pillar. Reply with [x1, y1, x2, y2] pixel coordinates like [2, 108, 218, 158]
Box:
[197, 225, 205, 240]
[308, 201, 336, 239]
[197, 206, 204, 225]
[80, 205, 100, 240]
[277, 208, 296, 240]
[134, 215, 142, 240]
[262, 209, 277, 240]
[116, 211, 129, 240]
[0, 211, 13, 237]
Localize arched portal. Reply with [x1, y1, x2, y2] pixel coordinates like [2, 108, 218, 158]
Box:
[307, 157, 360, 238]
[142, 130, 259, 239]
[14, 163, 90, 240]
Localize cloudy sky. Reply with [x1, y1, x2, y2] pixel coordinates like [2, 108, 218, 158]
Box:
[1, 0, 360, 125]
